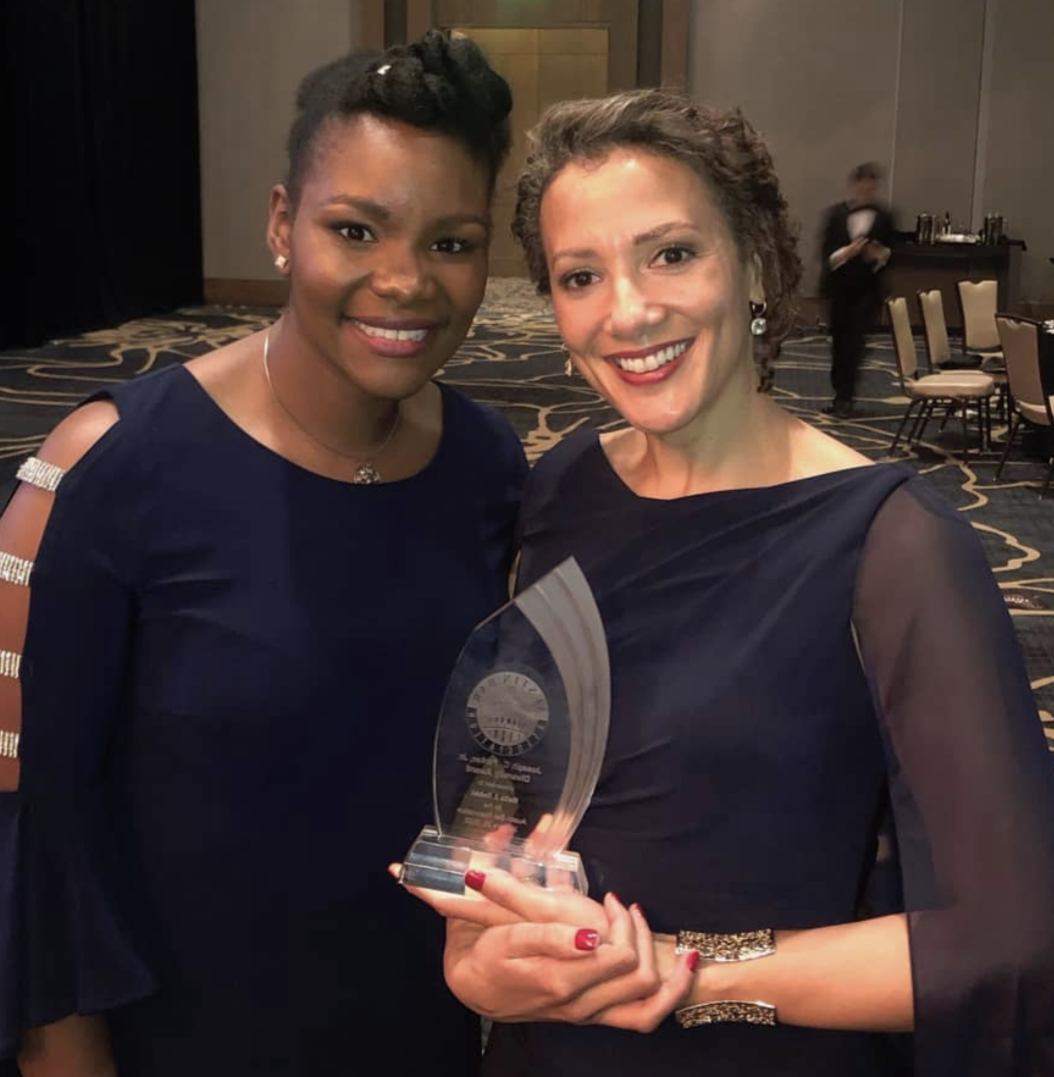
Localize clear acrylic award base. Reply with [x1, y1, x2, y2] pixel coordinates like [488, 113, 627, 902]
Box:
[399, 825, 588, 895]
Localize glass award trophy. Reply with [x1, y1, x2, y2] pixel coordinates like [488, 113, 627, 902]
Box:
[398, 557, 610, 896]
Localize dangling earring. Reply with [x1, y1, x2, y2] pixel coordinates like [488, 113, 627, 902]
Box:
[750, 301, 768, 337]
[560, 343, 574, 377]
[274, 254, 289, 271]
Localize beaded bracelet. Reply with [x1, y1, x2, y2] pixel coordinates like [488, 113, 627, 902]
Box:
[674, 928, 777, 1027]
[674, 927, 776, 963]
[675, 1000, 777, 1028]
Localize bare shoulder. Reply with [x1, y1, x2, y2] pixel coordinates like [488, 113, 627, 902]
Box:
[38, 399, 121, 470]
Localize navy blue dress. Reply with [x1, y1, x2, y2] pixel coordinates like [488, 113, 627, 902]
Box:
[485, 432, 1054, 1077]
[0, 364, 527, 1076]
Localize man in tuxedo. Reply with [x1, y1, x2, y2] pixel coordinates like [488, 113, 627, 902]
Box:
[819, 163, 894, 417]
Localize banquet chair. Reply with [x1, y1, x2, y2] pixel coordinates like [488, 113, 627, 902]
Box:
[918, 290, 982, 371]
[956, 279, 1004, 363]
[887, 297, 995, 460]
[918, 288, 1008, 423]
[993, 314, 1054, 498]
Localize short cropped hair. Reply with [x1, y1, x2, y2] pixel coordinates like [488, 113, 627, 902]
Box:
[511, 88, 803, 346]
[849, 161, 882, 183]
[285, 30, 512, 206]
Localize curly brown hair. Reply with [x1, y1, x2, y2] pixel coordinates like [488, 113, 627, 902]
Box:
[511, 89, 803, 348]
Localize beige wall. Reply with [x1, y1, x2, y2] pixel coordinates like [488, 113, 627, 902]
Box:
[195, 0, 1053, 303]
[688, 0, 1054, 304]
[196, 0, 359, 282]
[982, 0, 1054, 305]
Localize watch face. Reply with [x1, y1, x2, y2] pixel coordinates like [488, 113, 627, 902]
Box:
[466, 669, 550, 757]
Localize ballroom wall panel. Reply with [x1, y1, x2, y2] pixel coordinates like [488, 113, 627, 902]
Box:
[195, 0, 357, 289]
[193, 0, 1052, 306]
[892, 0, 985, 234]
[687, 0, 1052, 304]
[689, 0, 900, 297]
[982, 0, 1054, 306]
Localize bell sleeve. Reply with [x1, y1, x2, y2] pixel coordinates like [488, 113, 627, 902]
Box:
[0, 437, 155, 1059]
[854, 478, 1054, 1075]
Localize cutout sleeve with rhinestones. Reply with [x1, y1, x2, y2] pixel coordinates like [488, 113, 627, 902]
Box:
[16, 456, 65, 493]
[0, 551, 33, 587]
[0, 405, 156, 1050]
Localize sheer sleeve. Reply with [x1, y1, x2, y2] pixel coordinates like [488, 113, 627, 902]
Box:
[854, 479, 1054, 1075]
[0, 411, 155, 1059]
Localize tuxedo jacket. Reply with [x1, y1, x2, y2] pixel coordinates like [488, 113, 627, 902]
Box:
[819, 201, 895, 300]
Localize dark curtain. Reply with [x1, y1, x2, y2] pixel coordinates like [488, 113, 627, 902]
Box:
[1, 0, 202, 349]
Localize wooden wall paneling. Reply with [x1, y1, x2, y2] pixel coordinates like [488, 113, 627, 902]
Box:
[537, 28, 608, 113]
[353, 0, 386, 50]
[383, 0, 408, 45]
[436, 0, 637, 92]
[452, 23, 609, 275]
[660, 0, 689, 89]
[604, 0, 638, 91]
[406, 0, 434, 41]
[636, 0, 662, 86]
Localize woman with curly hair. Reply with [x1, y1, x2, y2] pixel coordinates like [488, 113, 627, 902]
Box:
[0, 29, 525, 1077]
[402, 89, 1054, 1077]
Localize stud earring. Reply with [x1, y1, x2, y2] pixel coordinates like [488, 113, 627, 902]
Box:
[749, 301, 768, 337]
[274, 254, 289, 271]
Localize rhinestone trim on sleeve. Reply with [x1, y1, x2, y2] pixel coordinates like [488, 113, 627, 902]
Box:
[0, 650, 22, 678]
[16, 457, 65, 493]
[0, 551, 34, 587]
[0, 729, 18, 760]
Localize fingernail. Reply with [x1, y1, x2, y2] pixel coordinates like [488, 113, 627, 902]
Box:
[686, 950, 701, 972]
[574, 928, 600, 951]
[608, 891, 622, 906]
[629, 902, 645, 918]
[464, 870, 486, 892]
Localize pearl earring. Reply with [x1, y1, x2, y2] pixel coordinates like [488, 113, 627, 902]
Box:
[560, 344, 574, 377]
[274, 254, 289, 271]
[749, 301, 768, 337]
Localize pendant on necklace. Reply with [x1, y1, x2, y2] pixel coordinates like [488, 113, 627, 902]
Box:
[352, 462, 383, 485]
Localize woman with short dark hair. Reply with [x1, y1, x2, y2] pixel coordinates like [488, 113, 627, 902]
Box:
[0, 29, 525, 1077]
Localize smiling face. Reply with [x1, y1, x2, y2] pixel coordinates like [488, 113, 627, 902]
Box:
[541, 148, 763, 437]
[269, 113, 491, 400]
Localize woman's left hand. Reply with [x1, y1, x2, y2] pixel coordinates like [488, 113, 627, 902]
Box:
[391, 865, 697, 1030]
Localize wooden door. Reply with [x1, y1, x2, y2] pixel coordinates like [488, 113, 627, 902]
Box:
[454, 27, 609, 277]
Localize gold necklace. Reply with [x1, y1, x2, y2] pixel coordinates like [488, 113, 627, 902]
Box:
[262, 329, 400, 485]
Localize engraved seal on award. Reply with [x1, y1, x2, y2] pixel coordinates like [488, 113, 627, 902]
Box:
[398, 557, 610, 895]
[467, 670, 550, 756]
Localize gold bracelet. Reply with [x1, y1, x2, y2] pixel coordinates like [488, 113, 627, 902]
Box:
[674, 927, 776, 963]
[675, 1000, 777, 1028]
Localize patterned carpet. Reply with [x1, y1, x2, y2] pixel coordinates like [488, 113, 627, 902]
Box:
[1, 278, 1051, 753]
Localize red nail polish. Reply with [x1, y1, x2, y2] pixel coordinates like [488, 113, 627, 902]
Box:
[609, 892, 622, 905]
[574, 928, 600, 951]
[630, 902, 645, 917]
[464, 870, 486, 892]
[686, 950, 701, 972]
